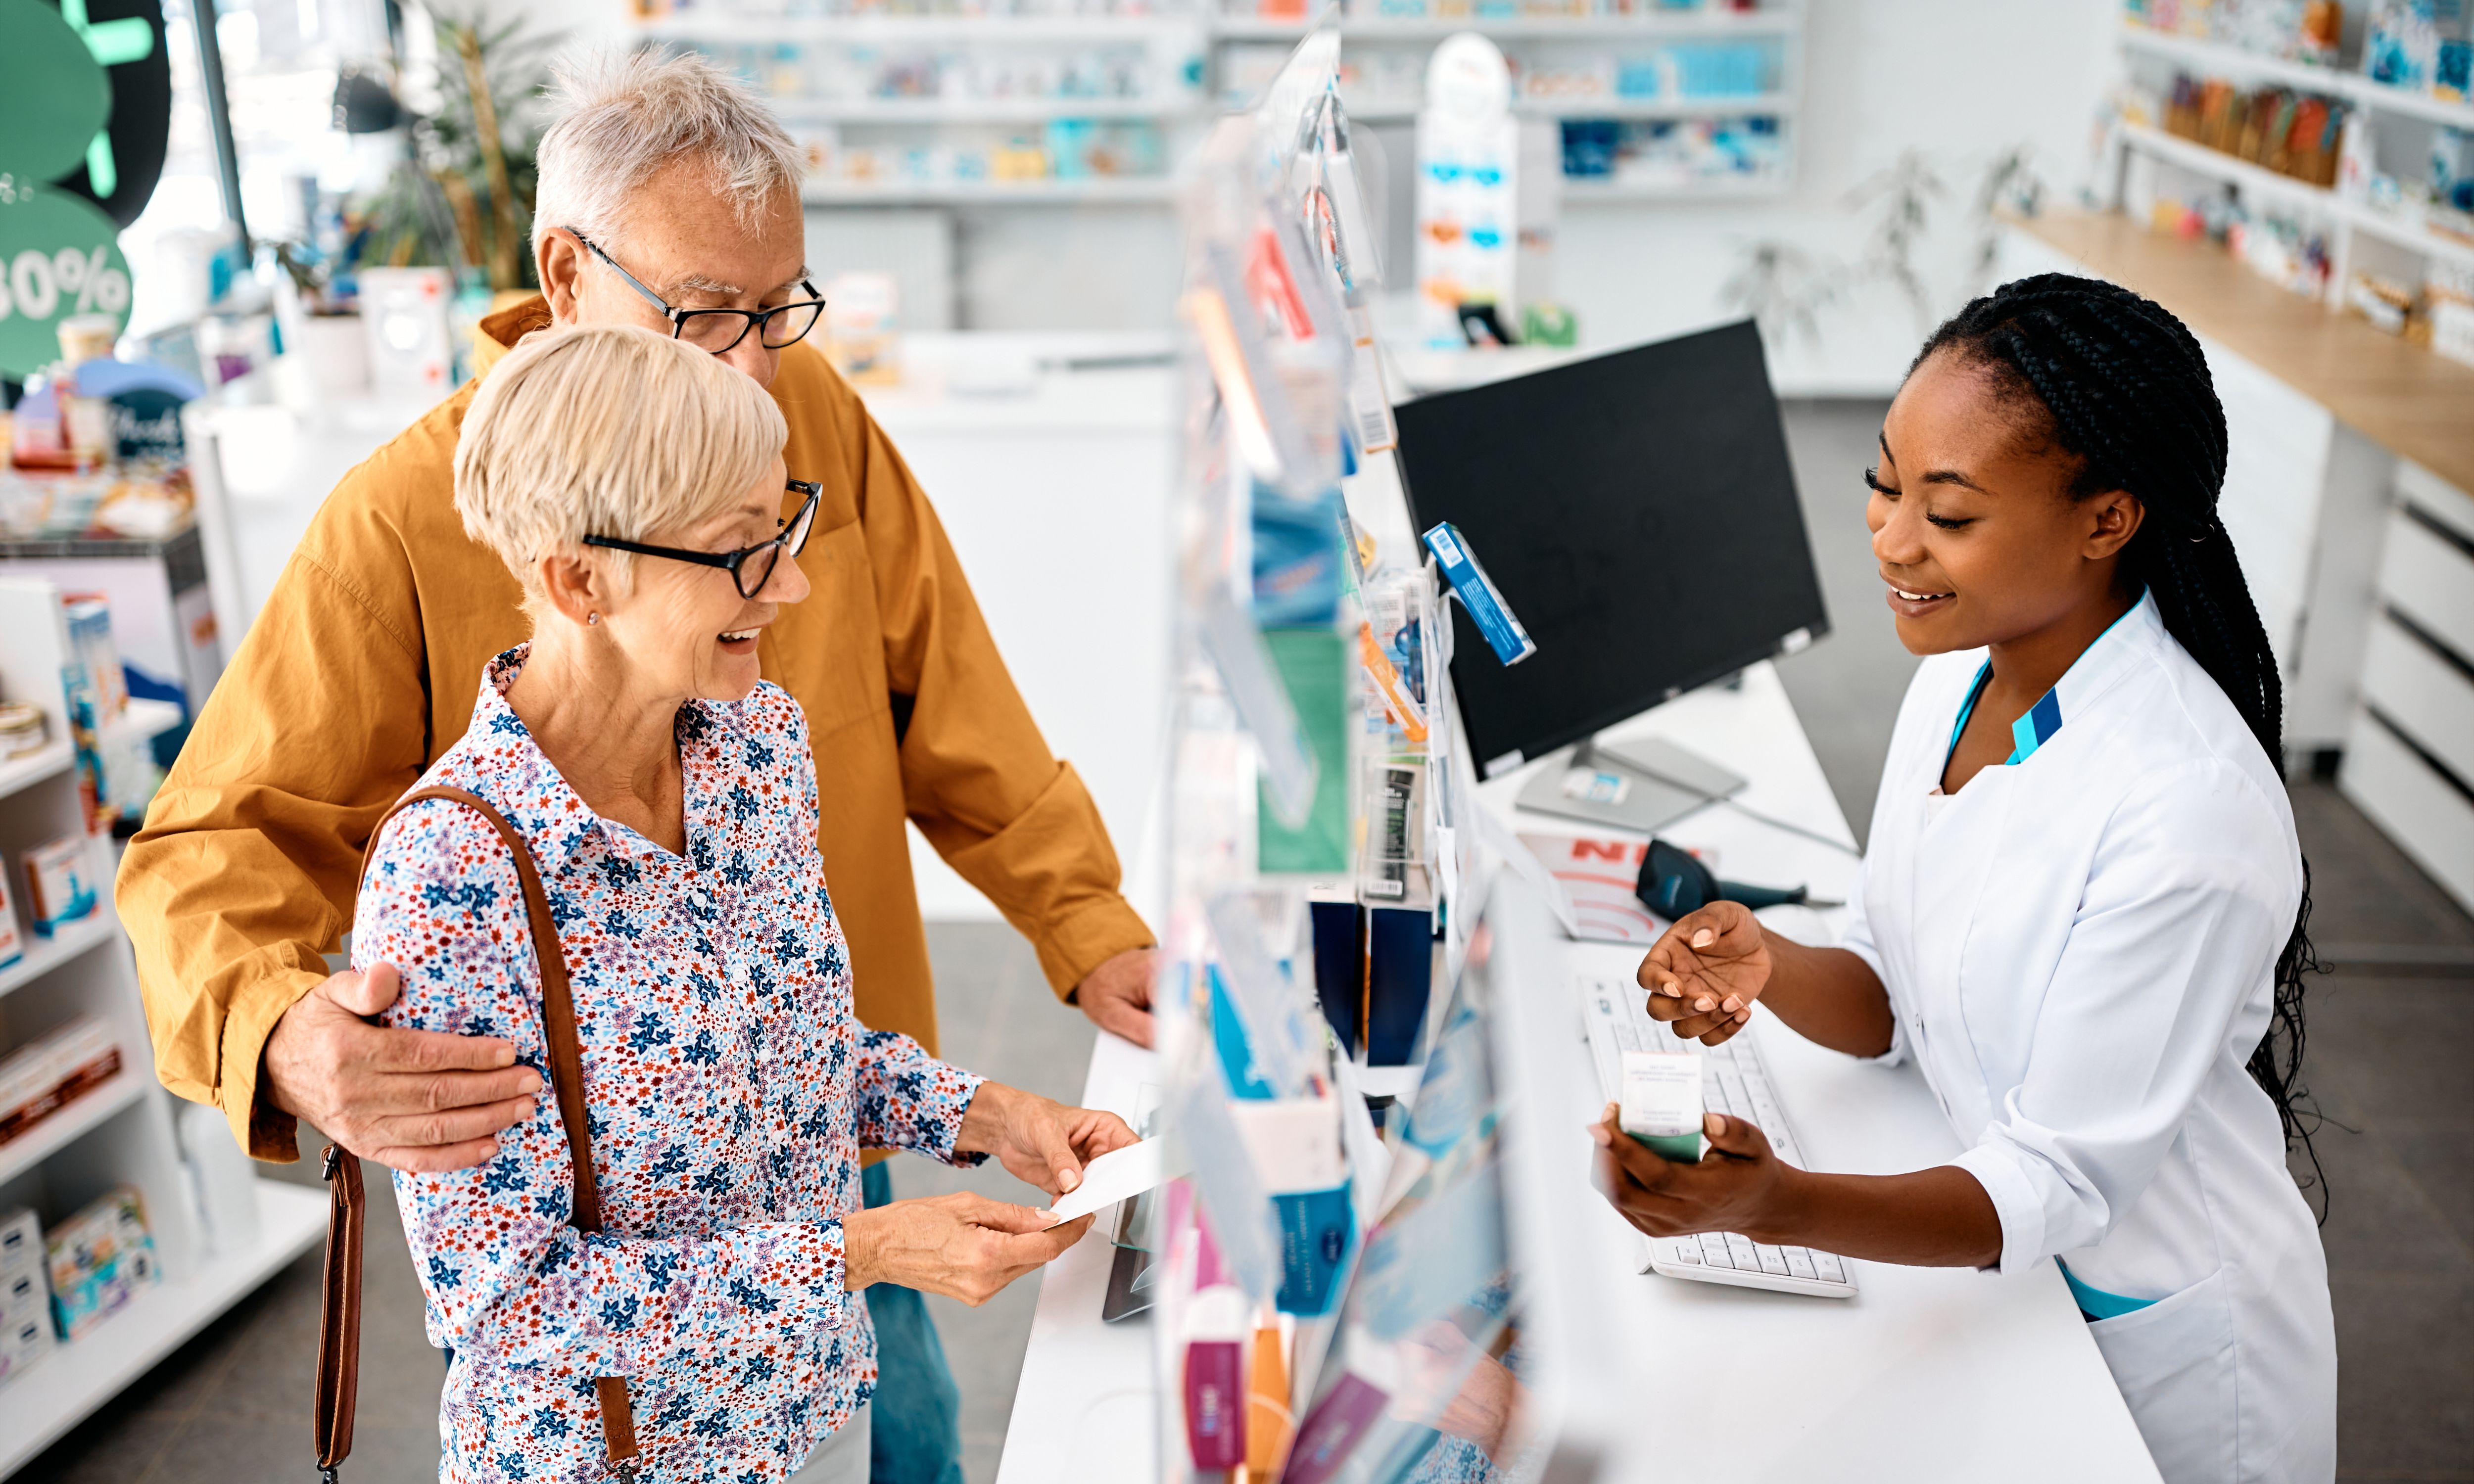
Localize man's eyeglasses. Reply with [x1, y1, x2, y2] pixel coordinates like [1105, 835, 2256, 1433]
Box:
[584, 481, 821, 600]
[570, 230, 826, 355]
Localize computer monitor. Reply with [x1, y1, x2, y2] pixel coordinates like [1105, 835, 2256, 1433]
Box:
[1395, 320, 1830, 779]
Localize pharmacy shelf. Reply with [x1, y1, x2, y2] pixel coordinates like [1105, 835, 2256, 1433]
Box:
[1212, 11, 1798, 40]
[1561, 172, 1789, 201]
[1341, 90, 1791, 120]
[804, 175, 1180, 202]
[0, 910, 117, 1003]
[0, 1180, 327, 1476]
[2119, 24, 2474, 131]
[2120, 122, 2474, 272]
[640, 12, 1209, 42]
[774, 94, 1204, 121]
[0, 742, 71, 806]
[0, 1069, 146, 1188]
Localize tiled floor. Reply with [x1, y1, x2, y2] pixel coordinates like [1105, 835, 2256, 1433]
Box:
[16, 401, 2472, 1482]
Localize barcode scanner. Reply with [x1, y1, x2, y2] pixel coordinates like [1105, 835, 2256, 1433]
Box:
[1634, 839, 1832, 918]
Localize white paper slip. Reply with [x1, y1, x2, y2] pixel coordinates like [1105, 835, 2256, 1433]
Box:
[1041, 1136, 1194, 1228]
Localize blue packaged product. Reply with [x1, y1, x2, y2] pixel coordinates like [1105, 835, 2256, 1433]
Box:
[1422, 522, 1536, 665]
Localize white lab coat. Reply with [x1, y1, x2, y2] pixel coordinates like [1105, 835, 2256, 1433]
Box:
[1842, 593, 2335, 1484]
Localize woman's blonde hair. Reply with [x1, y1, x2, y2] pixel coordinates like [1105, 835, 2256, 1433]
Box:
[455, 324, 788, 612]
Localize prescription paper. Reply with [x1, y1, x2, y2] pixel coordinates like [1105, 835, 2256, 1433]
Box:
[1042, 1136, 1195, 1228]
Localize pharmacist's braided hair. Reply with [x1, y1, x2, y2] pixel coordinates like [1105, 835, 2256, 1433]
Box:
[1914, 274, 2323, 1200]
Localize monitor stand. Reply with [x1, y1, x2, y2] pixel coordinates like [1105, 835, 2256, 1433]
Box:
[1514, 734, 1748, 836]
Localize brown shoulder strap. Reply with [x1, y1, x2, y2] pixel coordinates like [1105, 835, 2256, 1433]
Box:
[317, 785, 640, 1480]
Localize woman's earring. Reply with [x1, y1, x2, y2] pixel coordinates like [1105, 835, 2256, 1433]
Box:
[587, 612, 599, 626]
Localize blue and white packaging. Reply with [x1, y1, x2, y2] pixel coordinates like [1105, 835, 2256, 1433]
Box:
[1422, 521, 1536, 665]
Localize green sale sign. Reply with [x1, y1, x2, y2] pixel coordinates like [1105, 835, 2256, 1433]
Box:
[0, 0, 149, 376]
[0, 184, 133, 378]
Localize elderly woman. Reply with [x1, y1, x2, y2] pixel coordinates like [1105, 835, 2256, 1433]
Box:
[354, 324, 1132, 1484]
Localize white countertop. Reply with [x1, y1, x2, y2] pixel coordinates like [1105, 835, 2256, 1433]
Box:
[998, 663, 2158, 1483]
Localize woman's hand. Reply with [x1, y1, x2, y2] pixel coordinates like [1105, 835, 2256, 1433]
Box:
[1590, 1104, 1797, 1243]
[843, 1193, 1093, 1306]
[955, 1082, 1140, 1200]
[1637, 901, 1770, 1047]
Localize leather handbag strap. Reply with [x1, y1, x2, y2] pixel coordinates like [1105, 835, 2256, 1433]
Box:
[316, 785, 641, 1480]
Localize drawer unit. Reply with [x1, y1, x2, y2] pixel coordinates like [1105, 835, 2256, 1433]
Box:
[2342, 709, 2474, 916]
[2378, 506, 2474, 666]
[2360, 615, 2474, 790]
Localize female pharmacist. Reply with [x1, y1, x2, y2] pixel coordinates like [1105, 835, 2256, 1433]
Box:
[1592, 275, 2335, 1484]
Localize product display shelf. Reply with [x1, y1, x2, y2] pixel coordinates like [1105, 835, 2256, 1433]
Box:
[800, 174, 1183, 201]
[0, 1181, 327, 1477]
[0, 911, 119, 1003]
[2118, 120, 2474, 273]
[2119, 23, 2474, 131]
[639, 11, 1210, 43]
[1335, 88, 1792, 121]
[1211, 9, 1797, 39]
[773, 94, 1206, 121]
[0, 1071, 147, 1189]
[0, 743, 74, 807]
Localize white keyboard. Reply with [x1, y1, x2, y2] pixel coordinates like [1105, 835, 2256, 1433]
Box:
[1576, 973, 1858, 1299]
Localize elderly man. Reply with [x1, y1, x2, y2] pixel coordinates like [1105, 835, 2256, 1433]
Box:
[118, 49, 1154, 1484]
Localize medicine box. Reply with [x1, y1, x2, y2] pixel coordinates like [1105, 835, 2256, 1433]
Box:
[0, 1017, 123, 1146]
[21, 835, 98, 937]
[46, 1186, 159, 1341]
[0, 867, 20, 971]
[0, 1210, 53, 1388]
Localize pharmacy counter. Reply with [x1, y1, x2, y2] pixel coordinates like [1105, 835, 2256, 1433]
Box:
[997, 665, 2158, 1484]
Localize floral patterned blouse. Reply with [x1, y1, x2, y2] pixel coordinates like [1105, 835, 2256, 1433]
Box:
[356, 647, 986, 1484]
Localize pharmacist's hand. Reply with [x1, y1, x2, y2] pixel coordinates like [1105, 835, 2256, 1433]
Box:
[1638, 902, 1769, 1048]
[1073, 948, 1159, 1047]
[843, 1193, 1092, 1307]
[956, 1081, 1140, 1200]
[1591, 1104, 1788, 1241]
[262, 964, 540, 1173]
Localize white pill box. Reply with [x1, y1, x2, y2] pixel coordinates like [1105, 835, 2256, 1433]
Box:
[1619, 1050, 1706, 1163]
[20, 836, 97, 938]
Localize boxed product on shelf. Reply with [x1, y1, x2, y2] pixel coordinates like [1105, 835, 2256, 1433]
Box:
[44, 1186, 160, 1342]
[0, 1016, 123, 1147]
[19, 835, 98, 937]
[0, 1210, 53, 1388]
[0, 864, 21, 972]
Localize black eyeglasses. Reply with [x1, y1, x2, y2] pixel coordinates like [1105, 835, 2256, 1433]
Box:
[570, 230, 827, 355]
[584, 481, 821, 600]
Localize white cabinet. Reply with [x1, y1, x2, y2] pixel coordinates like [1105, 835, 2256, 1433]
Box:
[2340, 464, 2474, 916]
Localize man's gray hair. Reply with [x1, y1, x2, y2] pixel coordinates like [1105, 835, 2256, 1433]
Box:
[531, 47, 804, 256]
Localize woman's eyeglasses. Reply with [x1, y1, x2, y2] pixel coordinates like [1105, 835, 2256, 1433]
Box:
[584, 481, 821, 600]
[570, 231, 826, 355]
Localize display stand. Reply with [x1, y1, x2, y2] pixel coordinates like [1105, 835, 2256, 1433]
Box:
[1130, 31, 1652, 1481]
[0, 576, 323, 1475]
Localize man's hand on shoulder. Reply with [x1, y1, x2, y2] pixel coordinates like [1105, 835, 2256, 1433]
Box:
[262, 964, 541, 1172]
[1071, 947, 1158, 1048]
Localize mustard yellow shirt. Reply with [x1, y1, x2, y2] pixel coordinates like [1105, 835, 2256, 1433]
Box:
[118, 299, 1153, 1160]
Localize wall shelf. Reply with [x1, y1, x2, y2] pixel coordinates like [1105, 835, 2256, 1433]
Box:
[775, 94, 1205, 122]
[0, 1182, 327, 1476]
[0, 1070, 146, 1188]
[2119, 24, 2474, 131]
[0, 909, 117, 1003]
[0, 742, 73, 806]
[2118, 121, 2474, 273]
[802, 175, 1180, 202]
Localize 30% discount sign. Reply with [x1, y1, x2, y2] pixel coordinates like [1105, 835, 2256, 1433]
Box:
[0, 181, 135, 377]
